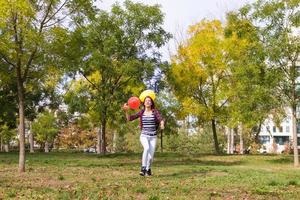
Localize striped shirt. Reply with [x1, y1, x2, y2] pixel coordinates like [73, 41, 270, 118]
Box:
[129, 109, 163, 130]
[141, 113, 157, 136]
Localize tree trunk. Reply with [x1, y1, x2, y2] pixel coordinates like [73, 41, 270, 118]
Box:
[100, 118, 107, 154]
[4, 144, 9, 152]
[211, 119, 220, 154]
[96, 127, 101, 154]
[29, 126, 34, 153]
[44, 141, 49, 153]
[254, 122, 262, 144]
[0, 136, 3, 152]
[292, 108, 299, 167]
[230, 128, 235, 154]
[226, 127, 230, 154]
[112, 130, 117, 153]
[160, 129, 163, 153]
[239, 124, 244, 154]
[17, 65, 26, 173]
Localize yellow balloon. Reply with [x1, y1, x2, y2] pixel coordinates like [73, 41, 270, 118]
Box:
[139, 90, 156, 102]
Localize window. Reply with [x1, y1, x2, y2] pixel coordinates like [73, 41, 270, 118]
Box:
[297, 124, 300, 133]
[279, 126, 283, 132]
[286, 126, 290, 133]
[274, 136, 289, 145]
[259, 136, 270, 144]
[273, 126, 276, 133]
[285, 116, 290, 123]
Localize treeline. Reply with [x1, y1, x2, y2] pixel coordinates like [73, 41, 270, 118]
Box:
[0, 0, 300, 173]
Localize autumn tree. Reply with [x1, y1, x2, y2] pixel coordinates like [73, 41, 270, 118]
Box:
[169, 20, 230, 154]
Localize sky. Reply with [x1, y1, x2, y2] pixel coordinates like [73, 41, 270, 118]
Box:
[97, 0, 255, 61]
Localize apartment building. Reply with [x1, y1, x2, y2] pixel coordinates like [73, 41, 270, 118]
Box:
[259, 108, 300, 153]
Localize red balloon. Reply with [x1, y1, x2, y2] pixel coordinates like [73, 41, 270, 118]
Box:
[128, 96, 140, 110]
[128, 97, 140, 110]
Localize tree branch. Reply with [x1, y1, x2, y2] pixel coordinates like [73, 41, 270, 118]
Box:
[219, 98, 229, 109]
[38, 0, 54, 33]
[79, 70, 101, 92]
[23, 48, 37, 81]
[24, 0, 55, 81]
[0, 52, 16, 68]
[43, 0, 69, 26]
[43, 14, 69, 28]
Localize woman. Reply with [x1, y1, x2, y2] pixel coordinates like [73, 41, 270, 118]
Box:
[123, 96, 164, 176]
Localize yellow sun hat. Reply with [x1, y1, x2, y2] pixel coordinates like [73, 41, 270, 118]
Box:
[139, 90, 156, 103]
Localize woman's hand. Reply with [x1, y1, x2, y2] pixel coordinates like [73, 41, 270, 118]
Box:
[160, 120, 165, 130]
[123, 103, 130, 121]
[122, 103, 129, 111]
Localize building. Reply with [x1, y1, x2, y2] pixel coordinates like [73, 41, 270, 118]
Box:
[259, 108, 300, 153]
[259, 55, 300, 153]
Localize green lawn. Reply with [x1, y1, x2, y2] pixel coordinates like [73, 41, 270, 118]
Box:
[1, 152, 300, 199]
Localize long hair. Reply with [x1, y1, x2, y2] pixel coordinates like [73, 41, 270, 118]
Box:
[143, 96, 155, 110]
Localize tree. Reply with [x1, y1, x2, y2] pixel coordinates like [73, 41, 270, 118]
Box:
[64, 0, 171, 153]
[55, 123, 97, 150]
[238, 0, 300, 166]
[0, 0, 96, 172]
[0, 124, 16, 152]
[0, 72, 18, 152]
[155, 89, 180, 153]
[0, 81, 18, 129]
[31, 111, 59, 152]
[223, 9, 282, 152]
[168, 20, 231, 154]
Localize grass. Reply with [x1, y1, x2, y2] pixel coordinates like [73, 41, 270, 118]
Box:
[1, 152, 300, 199]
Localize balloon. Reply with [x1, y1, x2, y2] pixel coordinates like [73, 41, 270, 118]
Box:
[139, 90, 156, 102]
[128, 96, 140, 110]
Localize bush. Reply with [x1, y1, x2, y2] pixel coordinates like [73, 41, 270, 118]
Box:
[164, 131, 216, 154]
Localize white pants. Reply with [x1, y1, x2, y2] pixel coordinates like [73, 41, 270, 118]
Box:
[140, 135, 157, 170]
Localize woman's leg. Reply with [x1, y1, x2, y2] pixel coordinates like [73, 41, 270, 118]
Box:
[140, 135, 150, 168]
[146, 137, 157, 170]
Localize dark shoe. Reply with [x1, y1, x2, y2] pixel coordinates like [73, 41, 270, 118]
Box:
[145, 169, 152, 176]
[139, 167, 146, 176]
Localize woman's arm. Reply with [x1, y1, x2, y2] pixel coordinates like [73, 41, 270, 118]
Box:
[154, 109, 165, 129]
[122, 103, 140, 121]
[122, 103, 130, 121]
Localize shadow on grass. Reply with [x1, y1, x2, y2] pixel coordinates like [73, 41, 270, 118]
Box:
[66, 159, 244, 168]
[0, 152, 19, 164]
[155, 169, 211, 179]
[73, 152, 245, 168]
[266, 157, 293, 164]
[95, 152, 141, 158]
[96, 152, 183, 159]
[0, 152, 246, 169]
[155, 159, 244, 167]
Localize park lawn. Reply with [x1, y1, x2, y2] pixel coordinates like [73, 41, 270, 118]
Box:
[1, 152, 300, 200]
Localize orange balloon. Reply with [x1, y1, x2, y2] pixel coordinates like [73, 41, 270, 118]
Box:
[128, 96, 140, 110]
